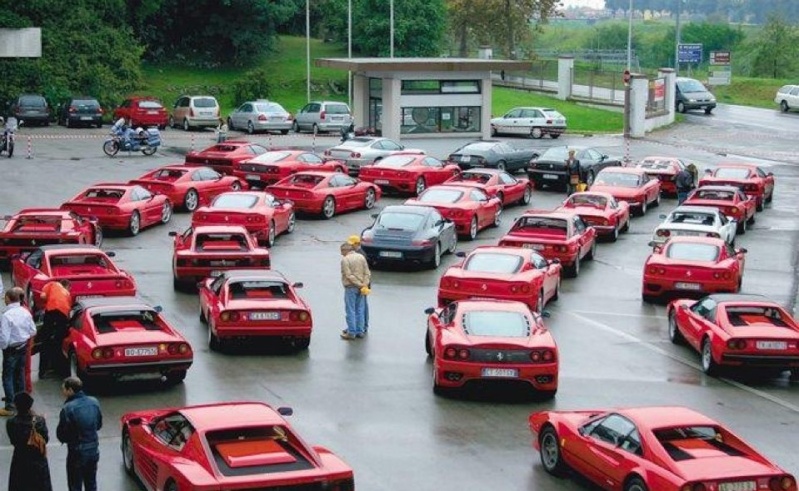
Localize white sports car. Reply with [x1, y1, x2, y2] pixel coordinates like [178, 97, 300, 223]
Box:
[652, 205, 737, 246]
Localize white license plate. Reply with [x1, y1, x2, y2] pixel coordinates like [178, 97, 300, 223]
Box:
[331, 116, 343, 121]
[80, 116, 93, 120]
[523, 243, 545, 250]
[756, 341, 787, 350]
[375, 179, 390, 185]
[200, 111, 213, 116]
[481, 368, 518, 378]
[379, 251, 403, 258]
[76, 295, 103, 300]
[249, 312, 281, 321]
[270, 117, 284, 121]
[543, 174, 559, 180]
[675, 282, 702, 290]
[719, 482, 756, 491]
[460, 156, 470, 163]
[246, 174, 261, 181]
[147, 111, 158, 115]
[125, 347, 157, 357]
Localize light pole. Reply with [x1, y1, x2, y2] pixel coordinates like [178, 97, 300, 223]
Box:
[626, 0, 633, 70]
[305, 0, 311, 102]
[348, 0, 352, 107]
[389, 0, 395, 58]
[674, 0, 682, 75]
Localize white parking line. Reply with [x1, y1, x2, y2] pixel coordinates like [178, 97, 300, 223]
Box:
[570, 310, 666, 319]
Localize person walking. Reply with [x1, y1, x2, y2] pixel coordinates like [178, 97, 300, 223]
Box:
[216, 118, 228, 143]
[675, 166, 694, 204]
[39, 279, 72, 378]
[57, 377, 102, 491]
[340, 243, 371, 340]
[6, 392, 53, 491]
[347, 235, 370, 333]
[565, 149, 582, 195]
[0, 287, 37, 417]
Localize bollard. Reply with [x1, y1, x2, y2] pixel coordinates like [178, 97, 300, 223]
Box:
[26, 136, 32, 159]
[624, 136, 631, 166]
[268, 132, 273, 149]
[190, 134, 195, 152]
[312, 126, 317, 153]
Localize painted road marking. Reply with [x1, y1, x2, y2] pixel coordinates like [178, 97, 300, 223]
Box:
[571, 309, 666, 319]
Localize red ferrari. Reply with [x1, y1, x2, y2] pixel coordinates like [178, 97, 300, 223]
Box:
[61, 183, 173, 236]
[358, 153, 461, 196]
[425, 299, 558, 397]
[267, 171, 381, 219]
[444, 168, 533, 206]
[668, 294, 799, 375]
[530, 406, 796, 491]
[635, 156, 687, 196]
[11, 244, 136, 312]
[499, 211, 597, 278]
[437, 246, 561, 313]
[192, 191, 295, 247]
[698, 163, 775, 211]
[589, 167, 661, 216]
[683, 185, 756, 234]
[0, 208, 102, 264]
[171, 225, 270, 290]
[120, 402, 354, 491]
[130, 165, 244, 212]
[556, 191, 630, 242]
[404, 185, 502, 240]
[233, 150, 348, 188]
[184, 141, 269, 175]
[199, 270, 313, 351]
[113, 97, 169, 129]
[64, 297, 192, 385]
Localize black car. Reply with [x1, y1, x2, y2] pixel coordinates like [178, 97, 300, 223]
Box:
[360, 205, 457, 270]
[57, 96, 104, 128]
[8, 94, 50, 126]
[527, 146, 622, 190]
[448, 140, 539, 173]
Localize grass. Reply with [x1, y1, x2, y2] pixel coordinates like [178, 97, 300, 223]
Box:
[707, 76, 792, 109]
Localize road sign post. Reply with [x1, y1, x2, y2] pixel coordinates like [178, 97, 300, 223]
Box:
[708, 50, 732, 86]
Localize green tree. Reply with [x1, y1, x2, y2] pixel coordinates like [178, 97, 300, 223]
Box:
[742, 14, 799, 78]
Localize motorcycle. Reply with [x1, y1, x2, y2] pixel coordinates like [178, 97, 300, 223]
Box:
[103, 118, 161, 157]
[340, 122, 356, 143]
[0, 116, 19, 158]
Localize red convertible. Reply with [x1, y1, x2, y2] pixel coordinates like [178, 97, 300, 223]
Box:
[11, 244, 136, 312]
[233, 150, 348, 188]
[437, 246, 561, 313]
[698, 163, 775, 211]
[530, 406, 796, 490]
[668, 294, 799, 375]
[267, 171, 381, 219]
[120, 402, 354, 491]
[404, 185, 502, 240]
[0, 209, 102, 264]
[171, 225, 270, 290]
[199, 270, 312, 351]
[499, 211, 597, 278]
[589, 167, 661, 216]
[192, 191, 295, 247]
[184, 141, 269, 175]
[358, 153, 461, 196]
[444, 168, 533, 207]
[683, 185, 756, 234]
[61, 183, 173, 236]
[425, 299, 558, 397]
[556, 191, 630, 242]
[129, 165, 244, 212]
[635, 156, 687, 196]
[64, 297, 192, 385]
[642, 236, 746, 303]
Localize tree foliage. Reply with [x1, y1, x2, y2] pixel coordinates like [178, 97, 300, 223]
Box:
[231, 69, 273, 107]
[604, 0, 799, 23]
[739, 14, 799, 78]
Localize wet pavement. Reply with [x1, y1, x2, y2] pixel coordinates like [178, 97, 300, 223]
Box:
[0, 113, 798, 490]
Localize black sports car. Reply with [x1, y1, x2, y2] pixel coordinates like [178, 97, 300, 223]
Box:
[448, 140, 539, 173]
[527, 145, 622, 190]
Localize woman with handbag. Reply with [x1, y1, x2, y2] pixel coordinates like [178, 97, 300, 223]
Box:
[5, 392, 53, 491]
[565, 149, 582, 196]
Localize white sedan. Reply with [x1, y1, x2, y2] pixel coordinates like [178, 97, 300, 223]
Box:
[652, 206, 737, 246]
[490, 107, 566, 139]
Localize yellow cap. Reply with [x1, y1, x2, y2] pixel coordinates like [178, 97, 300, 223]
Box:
[347, 235, 361, 245]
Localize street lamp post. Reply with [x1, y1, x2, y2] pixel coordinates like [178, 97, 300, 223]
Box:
[626, 0, 633, 70]
[389, 0, 395, 58]
[306, 0, 310, 102]
[348, 0, 352, 107]
[675, 0, 682, 75]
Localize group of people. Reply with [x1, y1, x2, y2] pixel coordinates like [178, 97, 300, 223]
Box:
[340, 236, 371, 340]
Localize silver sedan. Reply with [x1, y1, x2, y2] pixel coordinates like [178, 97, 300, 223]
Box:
[323, 137, 424, 175]
[227, 100, 293, 135]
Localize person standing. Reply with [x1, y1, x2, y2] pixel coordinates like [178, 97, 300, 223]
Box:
[565, 149, 582, 195]
[340, 243, 371, 340]
[6, 392, 53, 491]
[347, 235, 370, 333]
[57, 377, 102, 491]
[675, 166, 694, 204]
[216, 118, 228, 143]
[0, 288, 37, 417]
[39, 279, 71, 378]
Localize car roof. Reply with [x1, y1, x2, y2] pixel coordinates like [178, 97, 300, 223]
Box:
[598, 167, 644, 175]
[39, 244, 102, 252]
[704, 293, 772, 305]
[14, 208, 74, 217]
[75, 296, 151, 311]
[221, 270, 288, 282]
[695, 185, 741, 192]
[291, 171, 337, 178]
[381, 205, 433, 215]
[462, 168, 500, 175]
[179, 402, 285, 429]
[671, 206, 721, 215]
[192, 225, 250, 234]
[520, 210, 576, 220]
[619, 406, 718, 429]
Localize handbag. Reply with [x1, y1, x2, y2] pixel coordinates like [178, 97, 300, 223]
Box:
[27, 416, 47, 456]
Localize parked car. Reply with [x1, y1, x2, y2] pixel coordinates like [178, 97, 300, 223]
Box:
[323, 137, 424, 175]
[528, 146, 622, 190]
[0, 209, 102, 264]
[293, 100, 352, 133]
[652, 206, 737, 246]
[490, 107, 566, 139]
[556, 192, 630, 242]
[775, 84, 799, 113]
[445, 168, 533, 207]
[113, 97, 168, 129]
[227, 99, 293, 135]
[634, 156, 688, 196]
[184, 141, 269, 175]
[170, 95, 220, 131]
[448, 140, 539, 172]
[57, 96, 103, 128]
[192, 191, 296, 247]
[675, 77, 716, 114]
[9, 94, 50, 126]
[698, 163, 775, 211]
[683, 185, 756, 234]
[358, 154, 461, 196]
[129, 165, 243, 212]
[589, 167, 661, 216]
[267, 172, 380, 219]
[234, 150, 347, 188]
[404, 185, 502, 240]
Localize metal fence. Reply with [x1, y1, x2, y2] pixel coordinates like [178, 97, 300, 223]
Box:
[569, 66, 625, 105]
[493, 59, 559, 91]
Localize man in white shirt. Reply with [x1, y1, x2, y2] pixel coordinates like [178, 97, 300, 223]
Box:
[0, 287, 37, 416]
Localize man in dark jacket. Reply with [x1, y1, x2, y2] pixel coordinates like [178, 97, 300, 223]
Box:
[675, 167, 694, 204]
[565, 149, 582, 196]
[57, 377, 102, 491]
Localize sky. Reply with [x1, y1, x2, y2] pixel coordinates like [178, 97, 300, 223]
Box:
[562, 0, 606, 8]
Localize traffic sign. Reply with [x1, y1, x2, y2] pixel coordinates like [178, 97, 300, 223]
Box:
[678, 43, 703, 64]
[710, 50, 731, 65]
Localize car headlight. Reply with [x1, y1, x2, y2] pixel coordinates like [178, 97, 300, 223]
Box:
[688, 98, 697, 102]
[709, 97, 716, 102]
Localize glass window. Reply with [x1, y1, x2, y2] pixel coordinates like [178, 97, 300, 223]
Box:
[193, 97, 217, 108]
[666, 243, 720, 261]
[594, 172, 641, 188]
[505, 109, 522, 118]
[470, 189, 488, 201]
[715, 168, 751, 179]
[423, 157, 443, 168]
[418, 188, 463, 203]
[539, 147, 571, 161]
[254, 151, 292, 163]
[401, 80, 440, 94]
[441, 80, 480, 94]
[464, 252, 523, 274]
[462, 311, 530, 337]
[153, 413, 194, 451]
[377, 155, 416, 168]
[299, 153, 322, 163]
[691, 297, 718, 321]
[212, 194, 258, 209]
[589, 414, 637, 447]
[376, 212, 426, 231]
[401, 106, 481, 134]
[695, 189, 734, 201]
[325, 103, 350, 114]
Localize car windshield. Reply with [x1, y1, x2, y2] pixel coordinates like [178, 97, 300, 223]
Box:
[715, 168, 751, 179]
[194, 97, 217, 108]
[695, 190, 734, 201]
[286, 174, 324, 187]
[138, 100, 163, 109]
[458, 142, 496, 153]
[91, 310, 162, 334]
[20, 96, 45, 107]
[255, 152, 292, 163]
[539, 147, 573, 160]
[376, 212, 425, 231]
[339, 139, 373, 148]
[668, 212, 715, 226]
[639, 159, 674, 170]
[724, 306, 790, 328]
[464, 253, 523, 274]
[666, 242, 720, 261]
[49, 253, 110, 269]
[418, 189, 463, 203]
[458, 172, 492, 184]
[595, 172, 640, 188]
[463, 311, 531, 337]
[566, 194, 607, 208]
[326, 104, 349, 114]
[256, 103, 286, 113]
[377, 155, 416, 168]
[228, 280, 290, 300]
[212, 194, 259, 208]
[152, 169, 187, 179]
[195, 233, 249, 251]
[678, 79, 707, 93]
[83, 188, 124, 201]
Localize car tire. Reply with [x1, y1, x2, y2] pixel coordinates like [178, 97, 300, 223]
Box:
[701, 337, 719, 376]
[550, 133, 561, 139]
[625, 476, 649, 491]
[199, 303, 207, 323]
[756, 199, 764, 212]
[704, 107, 713, 115]
[93, 226, 103, 247]
[161, 202, 173, 224]
[491, 206, 502, 228]
[415, 177, 427, 196]
[552, 278, 560, 301]
[292, 120, 300, 133]
[165, 370, 187, 385]
[183, 118, 190, 132]
[585, 170, 595, 186]
[653, 192, 661, 207]
[520, 186, 532, 205]
[533, 180, 544, 190]
[322, 196, 336, 219]
[432, 365, 446, 396]
[183, 189, 199, 211]
[68, 351, 85, 380]
[208, 325, 222, 352]
[169, 116, 175, 129]
[586, 240, 596, 260]
[122, 428, 135, 476]
[668, 311, 685, 345]
[535, 290, 545, 313]
[364, 188, 377, 209]
[286, 212, 296, 233]
[677, 101, 687, 113]
[611, 224, 620, 242]
[737, 218, 747, 235]
[530, 127, 544, 139]
[266, 220, 276, 248]
[247, 121, 255, 135]
[428, 242, 441, 270]
[172, 277, 183, 292]
[66, 118, 72, 129]
[637, 199, 648, 217]
[425, 332, 432, 356]
[496, 191, 505, 205]
[128, 211, 141, 236]
[227, 117, 235, 131]
[621, 217, 630, 232]
[566, 257, 580, 278]
[447, 233, 458, 254]
[467, 215, 478, 241]
[281, 129, 289, 135]
[539, 426, 567, 476]
[165, 480, 178, 491]
[781, 100, 790, 113]
[496, 160, 507, 171]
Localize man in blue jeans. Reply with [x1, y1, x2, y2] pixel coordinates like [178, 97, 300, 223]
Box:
[340, 243, 371, 340]
[347, 235, 370, 333]
[57, 376, 103, 491]
[0, 287, 37, 417]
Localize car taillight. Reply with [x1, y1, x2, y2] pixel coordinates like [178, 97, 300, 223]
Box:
[190, 108, 195, 117]
[412, 239, 432, 246]
[551, 245, 567, 252]
[324, 150, 332, 156]
[287, 113, 294, 121]
[744, 184, 757, 192]
[351, 152, 361, 158]
[289, 311, 310, 321]
[69, 106, 77, 113]
[167, 343, 190, 355]
[510, 283, 531, 294]
[726, 339, 747, 350]
[220, 311, 240, 322]
[449, 210, 464, 218]
[320, 110, 326, 120]
[769, 476, 795, 491]
[656, 229, 670, 237]
[261, 258, 271, 267]
[258, 114, 268, 121]
[546, 119, 552, 124]
[98, 107, 104, 114]
[92, 347, 115, 359]
[530, 349, 555, 362]
[396, 171, 408, 177]
[115, 280, 132, 289]
[713, 271, 731, 280]
[647, 266, 666, 275]
[443, 347, 469, 360]
[681, 484, 707, 491]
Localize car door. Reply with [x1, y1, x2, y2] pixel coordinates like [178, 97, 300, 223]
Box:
[13, 248, 44, 292]
[572, 216, 590, 258]
[498, 171, 524, 202]
[299, 103, 319, 130]
[330, 175, 361, 210]
[298, 152, 324, 172]
[230, 103, 245, 128]
[469, 189, 493, 228]
[199, 275, 225, 320]
[133, 186, 160, 225]
[422, 157, 448, 185]
[265, 193, 292, 231]
[496, 108, 521, 134]
[571, 414, 641, 490]
[682, 297, 718, 349]
[430, 208, 456, 253]
[520, 108, 544, 135]
[172, 97, 186, 123]
[533, 253, 558, 299]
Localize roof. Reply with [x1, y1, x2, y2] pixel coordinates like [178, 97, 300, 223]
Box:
[39, 244, 102, 252]
[12, 208, 73, 217]
[620, 406, 717, 429]
[704, 293, 771, 305]
[461, 168, 500, 174]
[290, 171, 338, 178]
[520, 210, 576, 220]
[316, 57, 531, 72]
[180, 402, 285, 430]
[381, 205, 435, 215]
[221, 270, 288, 282]
[90, 182, 132, 189]
[75, 296, 151, 311]
[191, 225, 251, 234]
[695, 185, 741, 192]
[598, 167, 645, 175]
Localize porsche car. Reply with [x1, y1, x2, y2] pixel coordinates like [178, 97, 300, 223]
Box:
[635, 156, 688, 196]
[130, 165, 243, 212]
[233, 150, 348, 188]
[437, 246, 561, 313]
[556, 192, 630, 242]
[404, 185, 501, 240]
[530, 406, 796, 490]
[199, 270, 313, 351]
[698, 163, 775, 211]
[447, 140, 539, 172]
[120, 401, 354, 491]
[425, 299, 558, 397]
[668, 294, 799, 376]
[444, 168, 533, 207]
[0, 209, 102, 265]
[358, 154, 461, 196]
[64, 297, 192, 385]
[683, 186, 756, 234]
[528, 146, 622, 190]
[192, 191, 295, 247]
[60, 183, 173, 236]
[589, 167, 661, 216]
[170, 225, 271, 290]
[267, 172, 381, 219]
[184, 141, 269, 175]
[642, 236, 746, 302]
[652, 206, 737, 246]
[499, 211, 597, 278]
[323, 137, 424, 175]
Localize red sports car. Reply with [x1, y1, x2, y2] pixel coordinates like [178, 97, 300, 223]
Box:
[404, 185, 502, 240]
[199, 270, 313, 351]
[64, 296, 192, 385]
[556, 191, 630, 242]
[130, 165, 244, 212]
[11, 244, 136, 312]
[642, 236, 746, 302]
[635, 156, 687, 196]
[61, 183, 173, 236]
[698, 163, 775, 211]
[267, 171, 381, 219]
[425, 299, 558, 397]
[437, 246, 561, 313]
[358, 153, 461, 196]
[233, 150, 348, 188]
[113, 97, 169, 129]
[589, 167, 661, 216]
[192, 191, 295, 247]
[120, 401, 354, 491]
[0, 209, 102, 264]
[499, 211, 597, 278]
[668, 294, 799, 375]
[444, 168, 533, 206]
[683, 185, 756, 234]
[530, 406, 796, 490]
[184, 141, 269, 175]
[171, 225, 270, 290]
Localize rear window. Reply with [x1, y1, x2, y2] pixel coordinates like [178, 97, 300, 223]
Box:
[12, 215, 65, 232]
[83, 188, 124, 201]
[653, 426, 742, 462]
[458, 142, 496, 153]
[542, 109, 563, 118]
[193, 97, 217, 108]
[212, 194, 258, 209]
[464, 252, 523, 274]
[778, 85, 794, 94]
[256, 103, 286, 113]
[376, 212, 425, 231]
[463, 311, 530, 337]
[19, 96, 46, 107]
[539, 147, 572, 160]
[286, 174, 324, 186]
[91, 310, 162, 334]
[458, 171, 491, 184]
[566, 194, 606, 208]
[228, 280, 290, 299]
[138, 100, 163, 109]
[377, 155, 416, 168]
[73, 99, 100, 107]
[665, 242, 720, 261]
[418, 188, 463, 203]
[595, 172, 640, 188]
[668, 212, 715, 225]
[695, 190, 734, 201]
[724, 306, 790, 328]
[195, 233, 249, 251]
[513, 217, 567, 231]
[339, 138, 373, 148]
[152, 168, 187, 179]
[677, 79, 707, 92]
[325, 104, 350, 114]
[49, 253, 109, 268]
[255, 151, 292, 163]
[714, 168, 751, 179]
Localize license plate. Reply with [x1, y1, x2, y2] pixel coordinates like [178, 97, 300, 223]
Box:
[481, 368, 518, 378]
[125, 347, 157, 357]
[719, 482, 756, 491]
[331, 116, 343, 121]
[460, 156, 470, 163]
[375, 179, 390, 185]
[756, 341, 787, 350]
[270, 117, 284, 121]
[80, 116, 92, 120]
[246, 174, 261, 181]
[379, 251, 403, 258]
[523, 243, 545, 250]
[200, 111, 213, 116]
[675, 282, 702, 290]
[76, 295, 103, 300]
[147, 111, 158, 115]
[543, 174, 559, 180]
[249, 312, 281, 321]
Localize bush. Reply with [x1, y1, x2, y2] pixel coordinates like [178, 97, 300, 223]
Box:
[231, 69, 273, 107]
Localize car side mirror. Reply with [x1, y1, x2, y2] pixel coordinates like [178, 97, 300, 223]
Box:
[736, 248, 747, 254]
[455, 251, 466, 258]
[768, 172, 773, 177]
[647, 241, 656, 247]
[578, 426, 587, 436]
[277, 407, 293, 416]
[168, 231, 178, 237]
[154, 306, 163, 313]
[292, 282, 304, 288]
[424, 307, 436, 315]
[107, 251, 116, 257]
[127, 417, 143, 426]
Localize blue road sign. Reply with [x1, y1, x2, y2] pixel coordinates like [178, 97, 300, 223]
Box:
[678, 43, 703, 63]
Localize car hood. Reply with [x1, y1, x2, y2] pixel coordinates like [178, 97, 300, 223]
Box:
[672, 456, 778, 482]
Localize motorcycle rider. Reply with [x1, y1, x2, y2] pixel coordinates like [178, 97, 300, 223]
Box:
[113, 117, 146, 148]
[340, 122, 355, 143]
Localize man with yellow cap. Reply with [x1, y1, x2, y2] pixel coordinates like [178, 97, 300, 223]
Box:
[347, 235, 370, 333]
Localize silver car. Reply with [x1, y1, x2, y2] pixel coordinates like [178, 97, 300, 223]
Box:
[652, 206, 737, 246]
[323, 137, 424, 175]
[227, 100, 293, 135]
[293, 101, 352, 133]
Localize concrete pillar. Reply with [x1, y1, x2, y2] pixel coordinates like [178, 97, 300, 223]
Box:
[557, 56, 574, 100]
[352, 74, 368, 129]
[658, 67, 676, 125]
[381, 77, 401, 141]
[481, 74, 492, 140]
[629, 73, 648, 138]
